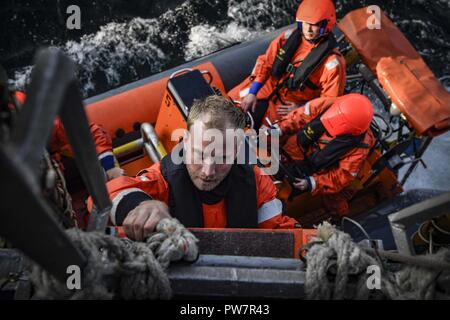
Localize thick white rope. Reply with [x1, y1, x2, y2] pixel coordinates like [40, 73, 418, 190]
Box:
[305, 222, 450, 300]
[30, 218, 198, 300]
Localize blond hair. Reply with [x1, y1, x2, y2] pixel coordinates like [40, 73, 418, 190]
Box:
[187, 95, 246, 131]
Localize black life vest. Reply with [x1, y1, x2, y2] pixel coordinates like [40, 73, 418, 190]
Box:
[160, 153, 258, 228]
[271, 29, 338, 92]
[294, 116, 369, 176]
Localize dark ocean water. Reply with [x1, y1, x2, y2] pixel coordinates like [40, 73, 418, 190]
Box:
[1, 0, 449, 97]
[1, 0, 450, 191]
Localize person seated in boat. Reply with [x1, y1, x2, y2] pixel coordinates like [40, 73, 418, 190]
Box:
[269, 93, 375, 218]
[0, 67, 123, 181]
[228, 0, 346, 129]
[94, 95, 299, 241]
[48, 117, 124, 181]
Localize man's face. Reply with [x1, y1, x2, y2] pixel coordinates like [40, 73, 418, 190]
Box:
[302, 21, 322, 41]
[184, 118, 237, 191]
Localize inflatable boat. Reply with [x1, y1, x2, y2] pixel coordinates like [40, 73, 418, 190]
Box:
[83, 7, 450, 250]
[1, 7, 449, 299]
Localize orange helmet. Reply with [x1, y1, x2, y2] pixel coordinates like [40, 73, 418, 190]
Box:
[321, 94, 374, 136]
[296, 0, 336, 35]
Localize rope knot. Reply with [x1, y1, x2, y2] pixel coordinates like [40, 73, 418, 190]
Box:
[147, 218, 199, 269]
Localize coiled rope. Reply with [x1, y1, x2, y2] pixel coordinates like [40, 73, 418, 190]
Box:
[30, 218, 198, 300]
[305, 222, 450, 300]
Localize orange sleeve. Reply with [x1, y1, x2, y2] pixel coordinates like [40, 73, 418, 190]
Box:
[317, 53, 347, 97]
[253, 30, 290, 84]
[254, 166, 278, 209]
[89, 123, 113, 155]
[49, 119, 112, 156]
[311, 132, 375, 195]
[258, 214, 299, 229]
[87, 162, 170, 225]
[254, 166, 298, 229]
[311, 158, 359, 195]
[278, 96, 336, 135]
[278, 105, 309, 134]
[106, 162, 169, 203]
[251, 54, 269, 82]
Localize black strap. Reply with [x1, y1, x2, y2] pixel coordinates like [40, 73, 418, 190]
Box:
[297, 133, 368, 176]
[249, 99, 270, 129]
[115, 191, 153, 225]
[272, 29, 303, 80]
[285, 34, 338, 91]
[160, 153, 258, 228]
[296, 115, 327, 151]
[304, 79, 319, 91]
[269, 32, 338, 102]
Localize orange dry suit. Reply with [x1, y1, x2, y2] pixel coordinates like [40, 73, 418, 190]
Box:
[278, 96, 375, 216]
[228, 28, 346, 126]
[88, 152, 298, 229]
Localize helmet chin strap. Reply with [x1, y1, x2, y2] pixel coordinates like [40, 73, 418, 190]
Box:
[297, 20, 329, 44]
[319, 20, 327, 36]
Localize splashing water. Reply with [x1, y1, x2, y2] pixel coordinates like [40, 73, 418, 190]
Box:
[9, 0, 449, 98]
[10, 0, 300, 97]
[184, 22, 263, 61]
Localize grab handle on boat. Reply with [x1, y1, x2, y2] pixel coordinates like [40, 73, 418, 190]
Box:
[170, 68, 214, 85]
[169, 68, 194, 79]
[200, 70, 213, 84]
[232, 100, 254, 130]
[246, 112, 255, 129]
[141, 123, 167, 163]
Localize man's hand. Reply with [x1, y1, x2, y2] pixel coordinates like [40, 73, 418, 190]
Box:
[241, 93, 257, 113]
[122, 200, 171, 241]
[276, 102, 298, 117]
[106, 167, 126, 180]
[293, 178, 309, 191]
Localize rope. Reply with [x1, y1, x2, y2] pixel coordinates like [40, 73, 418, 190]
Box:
[381, 248, 450, 300]
[305, 222, 450, 300]
[146, 217, 199, 270]
[41, 152, 78, 228]
[30, 218, 198, 300]
[305, 222, 379, 300]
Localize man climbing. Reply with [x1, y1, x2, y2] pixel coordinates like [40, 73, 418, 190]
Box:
[95, 95, 298, 241]
[228, 0, 346, 129]
[271, 93, 375, 218]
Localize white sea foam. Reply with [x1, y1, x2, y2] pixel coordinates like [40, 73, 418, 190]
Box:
[184, 22, 264, 61]
[11, 0, 299, 96]
[12, 17, 168, 96]
[184, 0, 298, 60]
